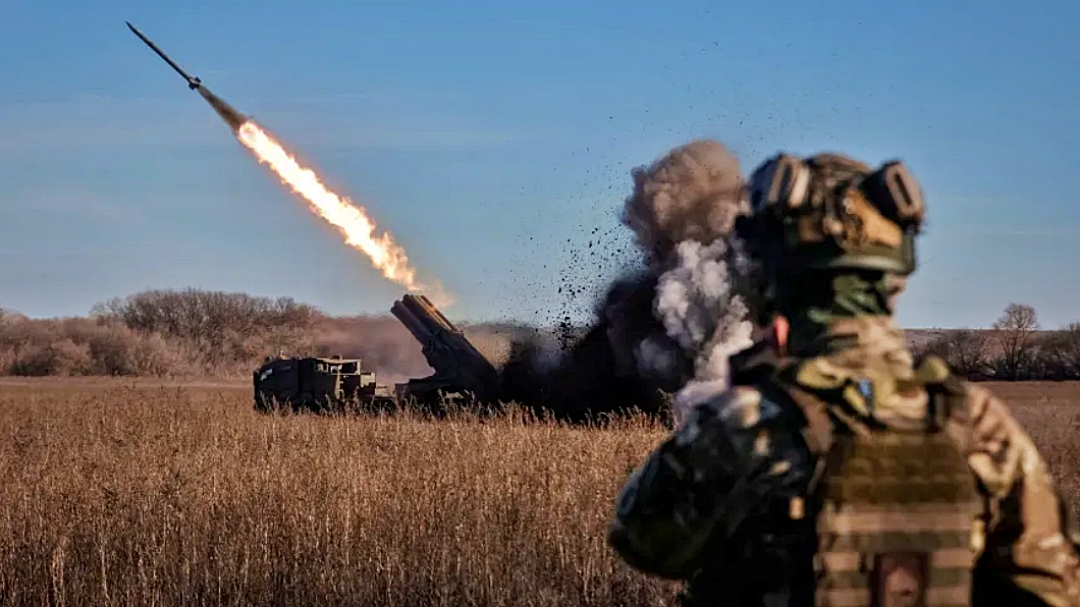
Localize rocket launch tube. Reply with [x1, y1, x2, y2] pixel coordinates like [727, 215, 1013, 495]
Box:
[391, 301, 435, 345]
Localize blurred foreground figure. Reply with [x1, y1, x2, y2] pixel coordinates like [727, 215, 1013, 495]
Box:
[608, 152, 1080, 606]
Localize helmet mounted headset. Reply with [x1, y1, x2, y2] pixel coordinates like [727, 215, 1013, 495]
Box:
[739, 153, 926, 282]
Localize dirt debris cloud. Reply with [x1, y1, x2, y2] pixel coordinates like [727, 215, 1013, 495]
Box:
[500, 139, 755, 423]
[621, 140, 749, 267]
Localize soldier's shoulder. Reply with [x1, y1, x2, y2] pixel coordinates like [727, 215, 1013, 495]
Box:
[931, 375, 1024, 434]
[962, 380, 1026, 424]
[947, 377, 1006, 411]
[913, 356, 1010, 420]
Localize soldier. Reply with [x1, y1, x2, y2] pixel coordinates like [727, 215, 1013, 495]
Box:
[607, 152, 1080, 606]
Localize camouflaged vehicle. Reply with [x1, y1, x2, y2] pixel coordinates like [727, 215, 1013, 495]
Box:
[252, 294, 498, 413]
[252, 355, 392, 413]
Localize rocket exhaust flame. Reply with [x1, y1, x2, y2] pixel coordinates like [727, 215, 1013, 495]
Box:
[235, 121, 451, 305]
[125, 21, 450, 305]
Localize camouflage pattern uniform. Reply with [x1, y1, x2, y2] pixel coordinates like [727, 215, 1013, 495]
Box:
[607, 153, 1080, 606]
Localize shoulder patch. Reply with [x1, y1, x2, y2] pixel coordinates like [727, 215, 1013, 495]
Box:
[855, 378, 874, 412]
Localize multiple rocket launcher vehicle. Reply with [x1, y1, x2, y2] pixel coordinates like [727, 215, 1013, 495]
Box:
[255, 294, 499, 412]
[127, 23, 499, 410]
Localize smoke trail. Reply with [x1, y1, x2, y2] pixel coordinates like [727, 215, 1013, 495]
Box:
[235, 121, 451, 306]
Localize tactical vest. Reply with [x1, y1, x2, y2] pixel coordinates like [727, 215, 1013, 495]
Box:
[776, 359, 981, 607]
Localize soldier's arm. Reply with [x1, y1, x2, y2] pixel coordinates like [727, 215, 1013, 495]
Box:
[607, 386, 812, 579]
[964, 383, 1080, 606]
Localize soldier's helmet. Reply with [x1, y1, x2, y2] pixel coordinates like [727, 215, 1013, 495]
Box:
[736, 152, 926, 292]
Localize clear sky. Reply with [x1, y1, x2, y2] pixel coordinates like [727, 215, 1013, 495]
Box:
[2, 0, 1078, 330]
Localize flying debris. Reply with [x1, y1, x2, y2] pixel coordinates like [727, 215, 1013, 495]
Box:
[125, 21, 247, 131]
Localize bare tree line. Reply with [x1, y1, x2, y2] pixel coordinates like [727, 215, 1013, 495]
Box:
[1, 289, 372, 378]
[1, 290, 1078, 382]
[0, 289, 503, 381]
[912, 303, 1080, 381]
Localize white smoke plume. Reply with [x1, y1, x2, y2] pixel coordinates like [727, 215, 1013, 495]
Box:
[656, 238, 755, 424]
[620, 139, 756, 425]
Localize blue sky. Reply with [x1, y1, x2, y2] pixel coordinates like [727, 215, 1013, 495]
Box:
[1, 0, 1078, 330]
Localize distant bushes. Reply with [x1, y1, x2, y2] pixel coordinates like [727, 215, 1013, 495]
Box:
[1, 291, 1077, 382]
[0, 289, 512, 381]
[0, 312, 194, 377]
[0, 289, 323, 378]
[912, 304, 1080, 381]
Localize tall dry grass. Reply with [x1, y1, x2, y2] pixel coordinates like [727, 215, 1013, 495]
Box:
[0, 382, 678, 607]
[1, 380, 1078, 606]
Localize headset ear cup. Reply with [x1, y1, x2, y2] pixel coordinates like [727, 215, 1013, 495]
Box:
[862, 161, 926, 229]
[883, 162, 925, 224]
[767, 155, 810, 209]
[785, 164, 811, 209]
[902, 228, 917, 274]
[752, 154, 812, 212]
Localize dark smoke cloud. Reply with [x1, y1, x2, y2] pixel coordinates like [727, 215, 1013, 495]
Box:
[497, 271, 693, 423]
[497, 139, 755, 424]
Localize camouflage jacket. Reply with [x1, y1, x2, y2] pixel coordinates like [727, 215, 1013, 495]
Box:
[608, 316, 1080, 606]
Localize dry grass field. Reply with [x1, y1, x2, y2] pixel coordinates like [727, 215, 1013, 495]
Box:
[0, 379, 1078, 606]
[0, 380, 677, 606]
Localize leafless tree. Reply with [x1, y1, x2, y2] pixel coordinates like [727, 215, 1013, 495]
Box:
[918, 330, 991, 379]
[88, 289, 324, 369]
[992, 303, 1039, 380]
[1040, 322, 1080, 380]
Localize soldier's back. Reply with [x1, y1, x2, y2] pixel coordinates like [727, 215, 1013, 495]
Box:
[779, 317, 1080, 605]
[610, 318, 1080, 606]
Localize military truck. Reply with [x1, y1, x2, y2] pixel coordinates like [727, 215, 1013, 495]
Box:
[252, 355, 393, 413]
[252, 294, 498, 413]
[390, 294, 499, 406]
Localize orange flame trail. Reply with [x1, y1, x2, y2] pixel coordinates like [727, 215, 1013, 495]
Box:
[236, 120, 451, 306]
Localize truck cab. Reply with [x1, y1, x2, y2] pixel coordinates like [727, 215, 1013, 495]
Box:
[253, 355, 379, 412]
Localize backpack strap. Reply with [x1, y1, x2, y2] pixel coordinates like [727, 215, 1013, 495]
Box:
[900, 354, 970, 434]
[780, 387, 833, 528]
[753, 362, 842, 526]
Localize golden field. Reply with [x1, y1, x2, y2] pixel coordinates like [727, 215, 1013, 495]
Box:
[1, 379, 1078, 606]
